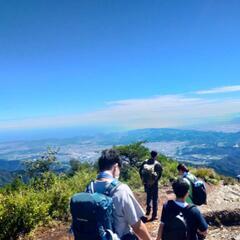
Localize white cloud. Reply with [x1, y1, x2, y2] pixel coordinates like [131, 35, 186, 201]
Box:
[196, 85, 240, 94]
[1, 94, 240, 130]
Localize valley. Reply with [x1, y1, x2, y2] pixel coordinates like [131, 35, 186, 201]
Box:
[0, 128, 239, 186]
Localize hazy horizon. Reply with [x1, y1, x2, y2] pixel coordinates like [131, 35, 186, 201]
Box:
[1, 123, 240, 143]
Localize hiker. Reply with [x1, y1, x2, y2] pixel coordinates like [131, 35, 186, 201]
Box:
[177, 164, 207, 206]
[139, 150, 163, 220]
[71, 149, 152, 240]
[177, 163, 198, 204]
[156, 178, 208, 240]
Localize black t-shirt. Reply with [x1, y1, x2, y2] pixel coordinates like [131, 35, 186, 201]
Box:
[161, 200, 208, 240]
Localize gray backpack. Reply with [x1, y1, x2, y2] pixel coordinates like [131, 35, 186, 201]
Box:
[141, 162, 158, 186]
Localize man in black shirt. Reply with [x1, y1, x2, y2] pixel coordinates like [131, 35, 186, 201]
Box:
[156, 178, 208, 240]
[139, 151, 163, 220]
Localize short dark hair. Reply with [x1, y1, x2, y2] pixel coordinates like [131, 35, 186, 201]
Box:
[151, 150, 158, 158]
[172, 178, 189, 198]
[177, 163, 189, 173]
[98, 149, 122, 172]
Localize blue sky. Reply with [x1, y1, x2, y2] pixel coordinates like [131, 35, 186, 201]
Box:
[0, 0, 240, 132]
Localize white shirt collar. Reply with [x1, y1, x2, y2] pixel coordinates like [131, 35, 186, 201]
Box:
[174, 200, 188, 208]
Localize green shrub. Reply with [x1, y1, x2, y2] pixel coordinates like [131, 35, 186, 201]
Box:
[114, 142, 149, 167]
[191, 168, 220, 185]
[0, 191, 51, 240]
[29, 172, 58, 191]
[159, 157, 178, 185]
[221, 176, 237, 185]
[48, 181, 72, 220]
[0, 166, 97, 239]
[121, 167, 142, 190]
[47, 169, 97, 220]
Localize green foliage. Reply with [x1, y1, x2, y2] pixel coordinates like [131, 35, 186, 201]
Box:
[69, 159, 96, 176]
[114, 142, 149, 167]
[24, 147, 59, 178]
[1, 176, 26, 194]
[48, 180, 72, 220]
[0, 190, 51, 240]
[159, 155, 178, 185]
[221, 175, 237, 185]
[69, 158, 82, 174]
[10, 176, 25, 191]
[29, 172, 58, 191]
[114, 142, 150, 189]
[0, 165, 96, 239]
[120, 166, 142, 189]
[191, 167, 221, 185]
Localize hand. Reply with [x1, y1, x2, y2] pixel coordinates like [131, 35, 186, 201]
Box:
[197, 230, 207, 239]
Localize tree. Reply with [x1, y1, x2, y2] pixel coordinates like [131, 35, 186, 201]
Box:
[69, 158, 97, 176]
[114, 142, 149, 167]
[69, 158, 82, 174]
[24, 147, 59, 178]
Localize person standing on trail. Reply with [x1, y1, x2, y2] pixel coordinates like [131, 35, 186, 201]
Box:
[94, 149, 153, 240]
[95, 149, 152, 240]
[156, 178, 208, 240]
[139, 150, 163, 221]
[70, 149, 152, 240]
[177, 163, 198, 204]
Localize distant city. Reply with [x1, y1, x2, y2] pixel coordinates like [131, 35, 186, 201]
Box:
[0, 128, 239, 186]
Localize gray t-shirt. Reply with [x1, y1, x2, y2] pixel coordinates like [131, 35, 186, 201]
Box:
[111, 183, 145, 237]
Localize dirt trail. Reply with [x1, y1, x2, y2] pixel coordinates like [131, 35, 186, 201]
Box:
[143, 183, 240, 239]
[22, 183, 240, 240]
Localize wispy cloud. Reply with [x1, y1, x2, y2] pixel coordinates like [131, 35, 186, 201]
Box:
[196, 85, 240, 94]
[1, 93, 240, 131]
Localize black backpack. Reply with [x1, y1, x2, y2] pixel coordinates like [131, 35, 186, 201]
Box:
[70, 180, 120, 240]
[185, 177, 207, 206]
[163, 202, 195, 240]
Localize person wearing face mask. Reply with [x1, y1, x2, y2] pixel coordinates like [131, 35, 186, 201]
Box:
[177, 164, 198, 204]
[92, 149, 152, 240]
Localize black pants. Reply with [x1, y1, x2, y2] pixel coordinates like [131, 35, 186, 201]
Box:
[145, 183, 158, 217]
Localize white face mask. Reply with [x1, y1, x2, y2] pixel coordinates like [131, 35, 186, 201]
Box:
[113, 164, 120, 180]
[114, 174, 120, 180]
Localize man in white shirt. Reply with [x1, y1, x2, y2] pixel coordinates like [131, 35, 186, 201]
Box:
[96, 149, 152, 240]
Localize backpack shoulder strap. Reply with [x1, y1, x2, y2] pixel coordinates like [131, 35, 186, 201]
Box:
[104, 180, 121, 196]
[85, 180, 95, 193]
[185, 204, 196, 213]
[184, 174, 195, 187]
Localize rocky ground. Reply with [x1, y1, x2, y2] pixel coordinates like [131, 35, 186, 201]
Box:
[21, 183, 240, 240]
[144, 183, 240, 240]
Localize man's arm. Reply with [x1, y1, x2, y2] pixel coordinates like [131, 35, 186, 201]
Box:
[156, 222, 164, 240]
[155, 162, 163, 181]
[139, 161, 146, 179]
[193, 207, 208, 238]
[197, 229, 208, 237]
[119, 184, 151, 239]
[156, 202, 167, 240]
[132, 219, 152, 240]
